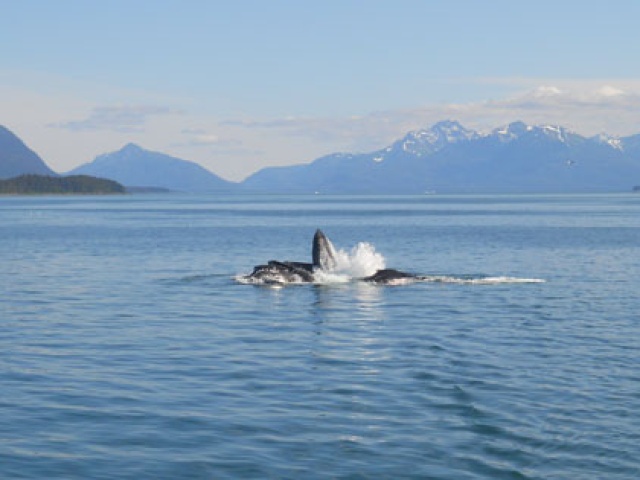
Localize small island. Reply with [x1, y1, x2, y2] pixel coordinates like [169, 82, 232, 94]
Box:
[633, 186, 640, 192]
[0, 174, 126, 195]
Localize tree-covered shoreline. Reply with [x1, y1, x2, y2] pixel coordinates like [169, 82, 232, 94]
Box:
[0, 174, 126, 195]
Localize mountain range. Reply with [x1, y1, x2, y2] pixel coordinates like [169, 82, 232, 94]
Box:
[243, 120, 640, 193]
[2, 121, 640, 193]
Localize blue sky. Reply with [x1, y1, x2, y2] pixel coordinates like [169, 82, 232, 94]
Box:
[2, 0, 640, 180]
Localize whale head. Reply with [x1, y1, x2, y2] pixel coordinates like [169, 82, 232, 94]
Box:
[312, 229, 338, 272]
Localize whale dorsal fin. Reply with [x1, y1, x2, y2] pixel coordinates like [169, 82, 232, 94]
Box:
[312, 229, 337, 271]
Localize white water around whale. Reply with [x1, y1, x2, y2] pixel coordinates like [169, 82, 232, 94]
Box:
[238, 236, 544, 285]
[236, 240, 387, 285]
[322, 242, 386, 280]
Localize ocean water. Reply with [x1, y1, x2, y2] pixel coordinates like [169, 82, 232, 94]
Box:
[1, 193, 639, 479]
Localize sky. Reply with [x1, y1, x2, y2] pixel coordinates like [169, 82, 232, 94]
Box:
[2, 0, 640, 181]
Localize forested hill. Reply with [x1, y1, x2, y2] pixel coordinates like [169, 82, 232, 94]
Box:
[0, 175, 126, 194]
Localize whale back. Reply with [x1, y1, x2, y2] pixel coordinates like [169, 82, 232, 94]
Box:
[312, 229, 337, 271]
[363, 268, 416, 284]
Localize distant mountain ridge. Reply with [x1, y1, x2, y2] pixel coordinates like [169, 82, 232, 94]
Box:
[68, 143, 236, 192]
[0, 126, 56, 178]
[243, 120, 640, 193]
[2, 121, 640, 193]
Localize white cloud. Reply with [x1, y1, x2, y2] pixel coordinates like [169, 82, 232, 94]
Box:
[597, 85, 625, 97]
[188, 133, 220, 146]
[531, 85, 563, 98]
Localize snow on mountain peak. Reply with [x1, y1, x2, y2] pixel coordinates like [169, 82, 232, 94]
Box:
[594, 133, 624, 150]
[493, 122, 574, 143]
[398, 120, 479, 156]
[541, 125, 568, 142]
[493, 121, 530, 141]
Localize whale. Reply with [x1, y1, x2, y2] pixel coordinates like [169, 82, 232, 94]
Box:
[241, 229, 419, 285]
[362, 268, 419, 284]
[242, 230, 338, 284]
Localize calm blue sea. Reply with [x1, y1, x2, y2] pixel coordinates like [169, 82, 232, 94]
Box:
[2, 194, 639, 479]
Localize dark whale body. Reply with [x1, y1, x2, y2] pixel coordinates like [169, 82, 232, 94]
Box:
[363, 268, 419, 284]
[242, 229, 417, 285]
[244, 230, 336, 284]
[247, 260, 315, 284]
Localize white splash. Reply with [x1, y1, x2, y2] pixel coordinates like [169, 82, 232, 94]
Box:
[333, 242, 386, 278]
[312, 242, 386, 284]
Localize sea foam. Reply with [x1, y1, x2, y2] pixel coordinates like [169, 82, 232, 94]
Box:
[334, 242, 386, 278]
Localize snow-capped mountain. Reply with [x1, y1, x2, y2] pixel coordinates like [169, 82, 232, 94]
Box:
[389, 120, 480, 157]
[490, 121, 583, 145]
[243, 120, 640, 193]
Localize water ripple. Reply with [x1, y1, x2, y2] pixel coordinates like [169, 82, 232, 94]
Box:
[2, 194, 640, 479]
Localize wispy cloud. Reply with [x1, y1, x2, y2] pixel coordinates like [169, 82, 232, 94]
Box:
[219, 114, 416, 153]
[178, 128, 244, 149]
[51, 105, 183, 133]
[463, 82, 640, 135]
[184, 132, 221, 146]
